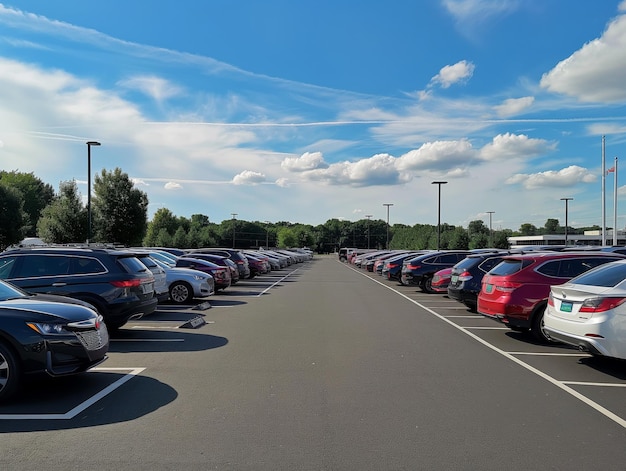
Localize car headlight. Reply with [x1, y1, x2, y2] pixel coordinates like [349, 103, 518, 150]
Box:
[193, 275, 206, 281]
[26, 322, 69, 335]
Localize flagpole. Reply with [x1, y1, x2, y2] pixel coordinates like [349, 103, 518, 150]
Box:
[602, 136, 606, 245]
[614, 157, 618, 246]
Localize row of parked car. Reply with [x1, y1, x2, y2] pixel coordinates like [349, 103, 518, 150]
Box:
[342, 245, 626, 362]
[0, 243, 313, 402]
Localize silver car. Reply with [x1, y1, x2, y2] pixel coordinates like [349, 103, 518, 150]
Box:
[152, 257, 215, 304]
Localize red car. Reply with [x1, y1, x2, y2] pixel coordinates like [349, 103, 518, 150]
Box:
[431, 267, 453, 293]
[477, 251, 626, 341]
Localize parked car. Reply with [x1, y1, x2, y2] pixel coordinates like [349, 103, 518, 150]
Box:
[401, 251, 472, 292]
[151, 258, 215, 304]
[431, 267, 453, 293]
[447, 251, 512, 311]
[544, 259, 626, 359]
[181, 253, 239, 284]
[243, 253, 270, 277]
[0, 247, 158, 330]
[0, 279, 109, 401]
[135, 254, 169, 302]
[477, 252, 626, 341]
[381, 252, 423, 281]
[176, 257, 232, 291]
[188, 248, 251, 279]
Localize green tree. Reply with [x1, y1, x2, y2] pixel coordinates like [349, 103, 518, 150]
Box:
[519, 223, 537, 236]
[37, 180, 87, 243]
[0, 182, 25, 248]
[448, 226, 469, 249]
[277, 227, 297, 248]
[92, 167, 148, 245]
[0, 171, 54, 236]
[544, 218, 560, 234]
[172, 226, 188, 248]
[144, 208, 180, 246]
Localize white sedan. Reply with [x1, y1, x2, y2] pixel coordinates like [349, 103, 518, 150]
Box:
[544, 259, 626, 359]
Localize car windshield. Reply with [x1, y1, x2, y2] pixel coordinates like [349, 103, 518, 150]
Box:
[569, 261, 626, 287]
[0, 280, 27, 301]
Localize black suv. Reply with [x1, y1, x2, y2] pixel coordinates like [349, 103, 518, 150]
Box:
[0, 247, 158, 330]
[400, 250, 471, 292]
[447, 251, 511, 311]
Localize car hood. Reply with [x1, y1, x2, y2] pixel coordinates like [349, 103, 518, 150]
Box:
[165, 267, 212, 279]
[0, 297, 98, 321]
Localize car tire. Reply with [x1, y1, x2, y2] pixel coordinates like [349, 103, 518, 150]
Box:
[421, 276, 434, 293]
[531, 305, 552, 343]
[170, 281, 193, 304]
[0, 342, 21, 402]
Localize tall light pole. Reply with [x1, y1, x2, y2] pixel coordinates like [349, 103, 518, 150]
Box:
[561, 198, 573, 245]
[231, 213, 237, 248]
[365, 215, 372, 249]
[486, 211, 495, 247]
[383, 203, 393, 249]
[432, 181, 447, 250]
[265, 220, 271, 248]
[86, 141, 101, 244]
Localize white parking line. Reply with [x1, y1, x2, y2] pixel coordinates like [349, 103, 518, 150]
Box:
[508, 352, 591, 357]
[348, 265, 626, 429]
[563, 381, 626, 387]
[257, 268, 302, 297]
[0, 367, 145, 420]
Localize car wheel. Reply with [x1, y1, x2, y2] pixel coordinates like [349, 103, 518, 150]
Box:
[0, 342, 21, 402]
[531, 305, 552, 343]
[170, 281, 192, 304]
[421, 276, 434, 293]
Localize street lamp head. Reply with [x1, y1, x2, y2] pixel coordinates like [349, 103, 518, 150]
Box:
[431, 181, 448, 185]
[86, 141, 101, 147]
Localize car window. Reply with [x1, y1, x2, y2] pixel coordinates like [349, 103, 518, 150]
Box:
[439, 254, 462, 264]
[479, 257, 504, 273]
[569, 261, 626, 287]
[0, 257, 17, 279]
[117, 256, 150, 274]
[71, 256, 106, 275]
[489, 259, 532, 276]
[15, 255, 70, 277]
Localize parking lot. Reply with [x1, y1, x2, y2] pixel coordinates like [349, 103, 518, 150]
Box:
[1, 255, 626, 470]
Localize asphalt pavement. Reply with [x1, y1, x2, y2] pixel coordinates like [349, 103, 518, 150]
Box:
[1, 254, 625, 470]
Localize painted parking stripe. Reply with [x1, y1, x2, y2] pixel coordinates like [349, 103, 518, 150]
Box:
[347, 264, 626, 429]
[0, 367, 145, 420]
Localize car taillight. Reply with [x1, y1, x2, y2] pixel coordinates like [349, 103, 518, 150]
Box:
[547, 292, 554, 306]
[406, 264, 420, 270]
[110, 279, 142, 288]
[458, 271, 472, 281]
[388, 263, 398, 268]
[579, 297, 626, 313]
[494, 281, 522, 293]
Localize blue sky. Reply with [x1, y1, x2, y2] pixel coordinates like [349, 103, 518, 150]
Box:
[1, 1, 626, 231]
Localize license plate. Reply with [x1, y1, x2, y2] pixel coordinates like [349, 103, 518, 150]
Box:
[451, 275, 458, 283]
[560, 301, 573, 312]
[485, 284, 493, 294]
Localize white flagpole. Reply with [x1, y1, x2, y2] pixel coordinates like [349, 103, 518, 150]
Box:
[602, 136, 606, 245]
[614, 157, 618, 246]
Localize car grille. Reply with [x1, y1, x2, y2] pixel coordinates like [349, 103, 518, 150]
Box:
[75, 328, 109, 351]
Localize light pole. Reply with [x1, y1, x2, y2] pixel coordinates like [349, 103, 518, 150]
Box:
[432, 181, 447, 250]
[383, 203, 393, 249]
[231, 213, 237, 248]
[86, 141, 101, 244]
[365, 215, 372, 249]
[561, 198, 573, 245]
[486, 211, 495, 247]
[265, 221, 271, 248]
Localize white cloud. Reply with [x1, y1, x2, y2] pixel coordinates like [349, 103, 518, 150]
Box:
[164, 182, 183, 190]
[505, 165, 597, 189]
[397, 139, 476, 171]
[493, 96, 534, 117]
[232, 170, 266, 185]
[479, 133, 556, 161]
[281, 151, 328, 172]
[275, 178, 290, 187]
[430, 60, 475, 89]
[442, 0, 521, 23]
[118, 75, 184, 102]
[540, 12, 626, 102]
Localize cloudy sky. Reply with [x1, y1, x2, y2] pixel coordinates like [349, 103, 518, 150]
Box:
[1, 1, 626, 231]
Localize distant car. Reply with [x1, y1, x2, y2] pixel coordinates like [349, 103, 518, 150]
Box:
[477, 252, 626, 341]
[151, 258, 215, 304]
[0, 247, 158, 330]
[181, 253, 240, 284]
[0, 279, 109, 401]
[135, 254, 169, 303]
[381, 252, 423, 280]
[188, 248, 251, 279]
[401, 251, 471, 293]
[176, 257, 232, 291]
[544, 259, 626, 359]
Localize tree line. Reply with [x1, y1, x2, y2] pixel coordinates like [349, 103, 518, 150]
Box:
[0, 170, 602, 252]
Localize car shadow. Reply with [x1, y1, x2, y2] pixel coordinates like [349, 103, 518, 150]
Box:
[577, 356, 626, 380]
[108, 329, 228, 353]
[0, 372, 177, 432]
